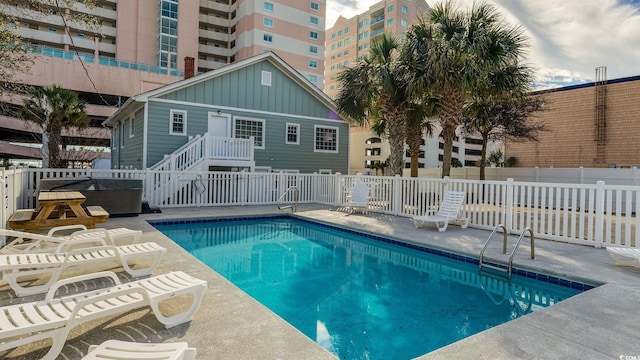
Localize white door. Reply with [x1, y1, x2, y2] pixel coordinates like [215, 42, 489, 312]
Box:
[208, 114, 229, 137]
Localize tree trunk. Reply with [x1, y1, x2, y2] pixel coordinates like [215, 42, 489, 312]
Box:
[381, 96, 406, 176]
[41, 131, 50, 168]
[438, 92, 465, 178]
[48, 122, 63, 168]
[406, 122, 422, 177]
[441, 125, 456, 177]
[479, 132, 489, 180]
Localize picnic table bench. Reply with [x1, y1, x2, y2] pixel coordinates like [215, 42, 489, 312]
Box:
[8, 191, 109, 232]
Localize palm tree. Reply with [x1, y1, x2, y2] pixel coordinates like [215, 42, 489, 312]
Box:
[405, 104, 435, 177]
[19, 85, 90, 168]
[402, 1, 530, 177]
[336, 33, 410, 176]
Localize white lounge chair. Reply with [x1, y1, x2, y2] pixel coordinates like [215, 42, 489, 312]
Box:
[0, 231, 166, 297]
[0, 226, 139, 255]
[48, 224, 142, 246]
[606, 247, 640, 268]
[412, 190, 470, 232]
[346, 184, 370, 213]
[0, 271, 206, 360]
[84, 340, 196, 360]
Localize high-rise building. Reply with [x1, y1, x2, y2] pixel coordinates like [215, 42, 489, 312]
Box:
[1, 0, 326, 163]
[324, 0, 428, 100]
[324, 0, 441, 174]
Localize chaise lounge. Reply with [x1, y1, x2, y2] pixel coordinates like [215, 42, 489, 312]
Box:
[0, 271, 206, 360]
[412, 190, 470, 232]
[0, 229, 166, 297]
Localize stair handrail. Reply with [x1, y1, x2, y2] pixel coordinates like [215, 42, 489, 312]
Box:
[507, 227, 535, 276]
[277, 186, 299, 212]
[149, 133, 206, 171]
[479, 224, 507, 271]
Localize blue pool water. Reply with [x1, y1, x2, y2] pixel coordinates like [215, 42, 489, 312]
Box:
[152, 216, 590, 360]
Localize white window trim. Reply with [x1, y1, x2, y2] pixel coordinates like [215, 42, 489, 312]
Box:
[234, 116, 266, 149]
[310, 1, 319, 11]
[314, 125, 339, 153]
[263, 17, 273, 28]
[264, 1, 274, 12]
[285, 123, 300, 145]
[308, 60, 318, 69]
[169, 109, 187, 136]
[128, 115, 135, 138]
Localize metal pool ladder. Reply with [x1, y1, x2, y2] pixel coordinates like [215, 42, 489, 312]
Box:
[479, 224, 535, 278]
[277, 186, 299, 212]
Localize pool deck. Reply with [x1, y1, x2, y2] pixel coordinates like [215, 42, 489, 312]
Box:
[2, 204, 640, 359]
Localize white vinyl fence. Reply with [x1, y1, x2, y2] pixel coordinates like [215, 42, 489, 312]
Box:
[2, 167, 639, 249]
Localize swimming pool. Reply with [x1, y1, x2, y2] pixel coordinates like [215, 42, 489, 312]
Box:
[151, 216, 591, 360]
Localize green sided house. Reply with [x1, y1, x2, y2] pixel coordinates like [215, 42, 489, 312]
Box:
[104, 52, 349, 174]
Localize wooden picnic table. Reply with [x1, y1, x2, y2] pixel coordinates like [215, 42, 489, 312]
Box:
[8, 191, 109, 232]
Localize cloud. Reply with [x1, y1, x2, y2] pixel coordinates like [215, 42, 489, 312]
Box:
[326, 0, 640, 86]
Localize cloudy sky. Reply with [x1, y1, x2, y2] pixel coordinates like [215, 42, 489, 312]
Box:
[326, 0, 640, 89]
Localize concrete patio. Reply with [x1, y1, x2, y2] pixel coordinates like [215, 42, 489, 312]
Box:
[1, 204, 639, 359]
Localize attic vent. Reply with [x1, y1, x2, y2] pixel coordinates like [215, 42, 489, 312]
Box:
[261, 71, 272, 86]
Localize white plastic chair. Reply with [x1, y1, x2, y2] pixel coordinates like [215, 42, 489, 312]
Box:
[48, 224, 142, 246]
[0, 271, 206, 360]
[412, 191, 470, 232]
[346, 184, 370, 213]
[0, 229, 166, 297]
[84, 340, 196, 360]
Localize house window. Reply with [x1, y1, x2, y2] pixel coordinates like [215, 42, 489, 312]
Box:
[310, 31, 318, 39]
[309, 60, 318, 69]
[309, 45, 318, 54]
[263, 17, 273, 27]
[170, 110, 186, 135]
[310, 16, 319, 25]
[129, 116, 135, 138]
[388, 5, 394, 13]
[264, 2, 273, 11]
[401, 19, 408, 27]
[263, 33, 273, 42]
[286, 123, 300, 144]
[314, 125, 338, 153]
[235, 118, 265, 149]
[401, 5, 408, 14]
[309, 75, 317, 83]
[331, 33, 336, 40]
[387, 18, 394, 26]
[310, 2, 319, 11]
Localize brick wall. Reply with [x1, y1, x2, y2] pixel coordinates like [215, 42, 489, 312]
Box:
[507, 77, 640, 168]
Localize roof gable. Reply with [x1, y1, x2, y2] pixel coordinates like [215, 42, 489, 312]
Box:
[105, 52, 339, 125]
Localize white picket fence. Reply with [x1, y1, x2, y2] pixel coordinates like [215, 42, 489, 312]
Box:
[2, 167, 639, 249]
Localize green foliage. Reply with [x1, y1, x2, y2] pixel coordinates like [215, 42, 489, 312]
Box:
[18, 85, 90, 168]
[487, 150, 504, 167]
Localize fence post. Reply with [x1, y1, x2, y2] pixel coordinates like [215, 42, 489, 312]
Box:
[594, 180, 605, 248]
[579, 166, 584, 184]
[534, 166, 539, 182]
[442, 176, 450, 193]
[393, 175, 402, 215]
[505, 178, 514, 233]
